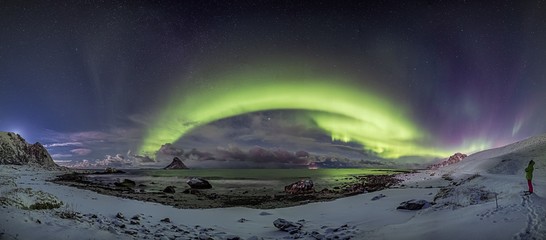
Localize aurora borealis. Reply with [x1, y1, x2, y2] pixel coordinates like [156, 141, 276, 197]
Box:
[1, 1, 546, 167]
[140, 64, 457, 159]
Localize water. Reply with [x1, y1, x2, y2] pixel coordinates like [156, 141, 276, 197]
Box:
[87, 168, 407, 194]
[132, 168, 403, 179]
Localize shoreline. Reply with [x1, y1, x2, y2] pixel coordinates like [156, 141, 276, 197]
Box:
[51, 169, 404, 209]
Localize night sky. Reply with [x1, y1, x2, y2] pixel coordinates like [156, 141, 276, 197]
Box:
[1, 1, 546, 167]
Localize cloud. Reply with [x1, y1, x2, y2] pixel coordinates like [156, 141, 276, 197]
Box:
[63, 150, 158, 168]
[70, 148, 92, 156]
[44, 142, 83, 147]
[53, 160, 73, 163]
[157, 143, 184, 156]
[51, 153, 73, 158]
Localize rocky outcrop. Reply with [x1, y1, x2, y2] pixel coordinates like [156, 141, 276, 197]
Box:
[428, 152, 467, 170]
[186, 177, 212, 189]
[0, 132, 60, 170]
[163, 157, 188, 169]
[397, 199, 431, 210]
[163, 186, 176, 193]
[273, 218, 302, 234]
[284, 179, 314, 194]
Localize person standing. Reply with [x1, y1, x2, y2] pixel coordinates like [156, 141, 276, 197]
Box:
[525, 160, 535, 194]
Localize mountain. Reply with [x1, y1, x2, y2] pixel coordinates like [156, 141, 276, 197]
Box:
[164, 157, 188, 169]
[427, 152, 468, 169]
[0, 131, 60, 170]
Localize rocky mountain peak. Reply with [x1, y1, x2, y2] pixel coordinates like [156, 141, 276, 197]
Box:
[427, 152, 468, 170]
[0, 131, 61, 170]
[163, 157, 188, 169]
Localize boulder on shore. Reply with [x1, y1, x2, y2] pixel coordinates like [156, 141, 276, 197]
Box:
[397, 199, 431, 210]
[273, 218, 302, 234]
[284, 179, 314, 194]
[163, 186, 176, 193]
[186, 177, 212, 189]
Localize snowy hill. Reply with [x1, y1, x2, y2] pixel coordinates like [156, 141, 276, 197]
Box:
[383, 133, 546, 239]
[445, 134, 546, 178]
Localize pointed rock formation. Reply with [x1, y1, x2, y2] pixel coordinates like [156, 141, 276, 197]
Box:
[0, 131, 61, 170]
[163, 157, 188, 169]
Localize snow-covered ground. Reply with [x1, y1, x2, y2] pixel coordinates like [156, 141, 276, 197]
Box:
[1, 134, 545, 240]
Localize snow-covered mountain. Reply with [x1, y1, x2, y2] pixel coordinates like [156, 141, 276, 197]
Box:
[0, 131, 60, 169]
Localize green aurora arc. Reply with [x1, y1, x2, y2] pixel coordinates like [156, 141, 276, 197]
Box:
[139, 66, 482, 159]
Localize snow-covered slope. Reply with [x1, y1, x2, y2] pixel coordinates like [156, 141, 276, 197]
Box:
[379, 133, 546, 240]
[446, 134, 546, 177]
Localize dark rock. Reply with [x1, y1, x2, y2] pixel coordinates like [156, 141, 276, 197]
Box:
[273, 218, 302, 234]
[187, 177, 212, 189]
[131, 215, 140, 220]
[53, 173, 89, 183]
[259, 211, 272, 216]
[226, 235, 242, 240]
[284, 179, 314, 194]
[130, 220, 140, 225]
[99, 167, 125, 174]
[164, 157, 188, 169]
[91, 214, 98, 218]
[116, 212, 125, 219]
[160, 217, 171, 223]
[163, 186, 176, 193]
[237, 218, 248, 223]
[397, 199, 431, 210]
[371, 194, 386, 201]
[36, 219, 41, 224]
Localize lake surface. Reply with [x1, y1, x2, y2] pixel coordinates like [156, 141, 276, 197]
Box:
[130, 168, 405, 180]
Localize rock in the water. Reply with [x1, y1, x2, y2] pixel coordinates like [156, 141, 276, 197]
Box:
[397, 199, 431, 210]
[284, 179, 314, 194]
[102, 167, 125, 174]
[186, 177, 212, 189]
[164, 157, 188, 169]
[273, 218, 302, 234]
[163, 186, 176, 193]
[160, 217, 171, 223]
[0, 132, 62, 170]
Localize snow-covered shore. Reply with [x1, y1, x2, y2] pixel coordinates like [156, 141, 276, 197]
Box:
[1, 135, 545, 239]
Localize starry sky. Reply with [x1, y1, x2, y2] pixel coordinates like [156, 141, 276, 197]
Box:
[1, 1, 546, 168]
